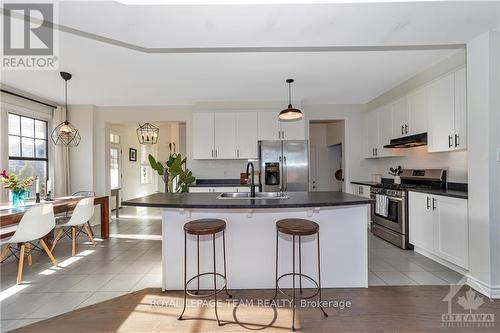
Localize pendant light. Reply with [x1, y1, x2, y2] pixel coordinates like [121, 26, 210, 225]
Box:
[51, 72, 81, 147]
[278, 78, 303, 121]
[136, 122, 159, 144]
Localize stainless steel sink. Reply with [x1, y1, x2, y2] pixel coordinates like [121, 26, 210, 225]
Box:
[217, 192, 289, 200]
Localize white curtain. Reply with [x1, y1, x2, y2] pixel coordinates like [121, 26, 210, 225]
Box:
[52, 106, 70, 197]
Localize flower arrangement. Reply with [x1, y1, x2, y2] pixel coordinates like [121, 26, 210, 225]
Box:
[1, 170, 36, 206]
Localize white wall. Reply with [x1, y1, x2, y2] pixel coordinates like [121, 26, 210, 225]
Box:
[466, 30, 500, 294]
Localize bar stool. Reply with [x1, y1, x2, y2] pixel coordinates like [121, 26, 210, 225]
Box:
[273, 218, 328, 331]
[178, 218, 232, 326]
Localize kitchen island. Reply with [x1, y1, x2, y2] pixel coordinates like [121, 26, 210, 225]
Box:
[123, 191, 373, 291]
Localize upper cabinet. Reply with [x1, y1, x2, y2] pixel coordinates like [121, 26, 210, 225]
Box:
[364, 66, 467, 158]
[193, 111, 258, 160]
[192, 112, 215, 159]
[257, 111, 306, 140]
[257, 111, 281, 140]
[235, 112, 258, 159]
[428, 67, 467, 152]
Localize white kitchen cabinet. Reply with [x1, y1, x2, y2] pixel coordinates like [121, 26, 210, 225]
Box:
[453, 67, 467, 150]
[351, 184, 370, 198]
[433, 195, 468, 268]
[364, 109, 379, 158]
[406, 86, 429, 136]
[280, 117, 306, 140]
[235, 112, 258, 159]
[428, 73, 455, 152]
[391, 97, 408, 138]
[214, 112, 237, 159]
[409, 191, 434, 253]
[408, 191, 468, 269]
[378, 104, 394, 157]
[258, 111, 281, 141]
[193, 112, 215, 159]
[428, 67, 467, 152]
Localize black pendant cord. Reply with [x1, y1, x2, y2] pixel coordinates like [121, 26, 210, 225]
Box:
[64, 79, 68, 124]
[288, 82, 292, 107]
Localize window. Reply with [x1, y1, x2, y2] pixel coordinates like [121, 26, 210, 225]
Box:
[110, 147, 120, 189]
[8, 113, 49, 193]
[140, 145, 152, 185]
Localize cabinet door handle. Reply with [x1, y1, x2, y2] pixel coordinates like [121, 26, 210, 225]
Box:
[401, 125, 404, 135]
[211, 149, 214, 158]
[426, 196, 431, 209]
[237, 149, 239, 158]
[281, 130, 285, 139]
[215, 149, 218, 158]
[455, 134, 459, 148]
[432, 197, 437, 210]
[375, 148, 378, 156]
[405, 124, 408, 134]
[448, 135, 453, 148]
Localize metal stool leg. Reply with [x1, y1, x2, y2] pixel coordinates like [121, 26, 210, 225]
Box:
[317, 232, 328, 317]
[299, 236, 303, 294]
[292, 235, 296, 331]
[273, 228, 279, 299]
[213, 233, 221, 326]
[222, 230, 232, 298]
[177, 232, 187, 320]
[196, 235, 200, 295]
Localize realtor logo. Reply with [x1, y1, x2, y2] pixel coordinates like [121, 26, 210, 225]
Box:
[441, 277, 495, 328]
[2, 2, 58, 69]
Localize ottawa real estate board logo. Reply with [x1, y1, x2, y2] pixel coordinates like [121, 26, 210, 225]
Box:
[2, 2, 59, 70]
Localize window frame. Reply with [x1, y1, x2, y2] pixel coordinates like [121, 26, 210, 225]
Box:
[8, 112, 49, 180]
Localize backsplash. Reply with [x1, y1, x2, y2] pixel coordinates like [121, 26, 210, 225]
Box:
[367, 146, 468, 183]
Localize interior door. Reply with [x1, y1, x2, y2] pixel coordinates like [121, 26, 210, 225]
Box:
[282, 141, 308, 191]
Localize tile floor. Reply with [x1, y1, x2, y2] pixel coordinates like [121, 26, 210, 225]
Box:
[0, 207, 464, 332]
[368, 232, 464, 286]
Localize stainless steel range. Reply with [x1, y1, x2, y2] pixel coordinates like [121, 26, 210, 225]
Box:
[370, 169, 446, 249]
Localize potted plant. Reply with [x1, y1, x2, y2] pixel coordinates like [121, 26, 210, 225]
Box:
[1, 170, 36, 207]
[148, 153, 195, 193]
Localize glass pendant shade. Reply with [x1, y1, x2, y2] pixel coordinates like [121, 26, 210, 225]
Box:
[51, 120, 81, 146]
[278, 79, 303, 121]
[136, 123, 159, 144]
[51, 71, 81, 147]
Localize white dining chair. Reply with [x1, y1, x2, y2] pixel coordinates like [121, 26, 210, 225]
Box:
[51, 197, 96, 256]
[0, 204, 58, 284]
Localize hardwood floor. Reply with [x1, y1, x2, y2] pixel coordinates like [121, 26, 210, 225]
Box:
[9, 286, 500, 332]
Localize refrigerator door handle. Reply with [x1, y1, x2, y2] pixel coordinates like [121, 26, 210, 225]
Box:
[278, 155, 283, 191]
[283, 156, 287, 191]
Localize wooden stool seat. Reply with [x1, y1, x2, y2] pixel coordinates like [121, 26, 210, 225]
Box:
[276, 218, 319, 236]
[184, 219, 226, 235]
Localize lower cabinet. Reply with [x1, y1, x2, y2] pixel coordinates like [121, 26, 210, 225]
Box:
[409, 191, 468, 269]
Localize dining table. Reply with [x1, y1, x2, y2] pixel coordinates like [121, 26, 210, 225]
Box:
[0, 196, 110, 240]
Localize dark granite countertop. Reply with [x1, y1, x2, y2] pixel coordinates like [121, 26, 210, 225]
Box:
[122, 191, 374, 209]
[190, 179, 250, 187]
[407, 188, 468, 199]
[351, 181, 381, 186]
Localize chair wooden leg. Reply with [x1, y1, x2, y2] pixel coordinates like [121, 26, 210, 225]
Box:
[39, 239, 58, 267]
[51, 228, 64, 252]
[0, 245, 10, 263]
[71, 227, 76, 256]
[26, 242, 33, 266]
[82, 224, 96, 246]
[17, 243, 25, 284]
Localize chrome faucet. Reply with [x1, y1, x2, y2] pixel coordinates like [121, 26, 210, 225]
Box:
[246, 162, 256, 198]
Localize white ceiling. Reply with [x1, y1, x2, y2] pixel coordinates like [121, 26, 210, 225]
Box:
[1, 1, 499, 106]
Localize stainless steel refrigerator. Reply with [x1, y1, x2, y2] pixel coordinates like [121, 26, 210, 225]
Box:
[258, 140, 309, 192]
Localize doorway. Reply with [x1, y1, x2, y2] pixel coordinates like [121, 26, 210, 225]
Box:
[309, 120, 345, 192]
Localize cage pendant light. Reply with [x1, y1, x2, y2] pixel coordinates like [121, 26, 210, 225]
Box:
[51, 72, 81, 147]
[136, 122, 159, 144]
[278, 78, 303, 121]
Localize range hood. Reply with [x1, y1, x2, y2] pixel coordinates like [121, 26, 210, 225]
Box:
[384, 133, 427, 148]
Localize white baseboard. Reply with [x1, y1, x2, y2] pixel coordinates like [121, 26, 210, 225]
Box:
[413, 246, 468, 275]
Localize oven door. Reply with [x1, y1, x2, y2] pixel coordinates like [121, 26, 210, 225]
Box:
[370, 194, 405, 234]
